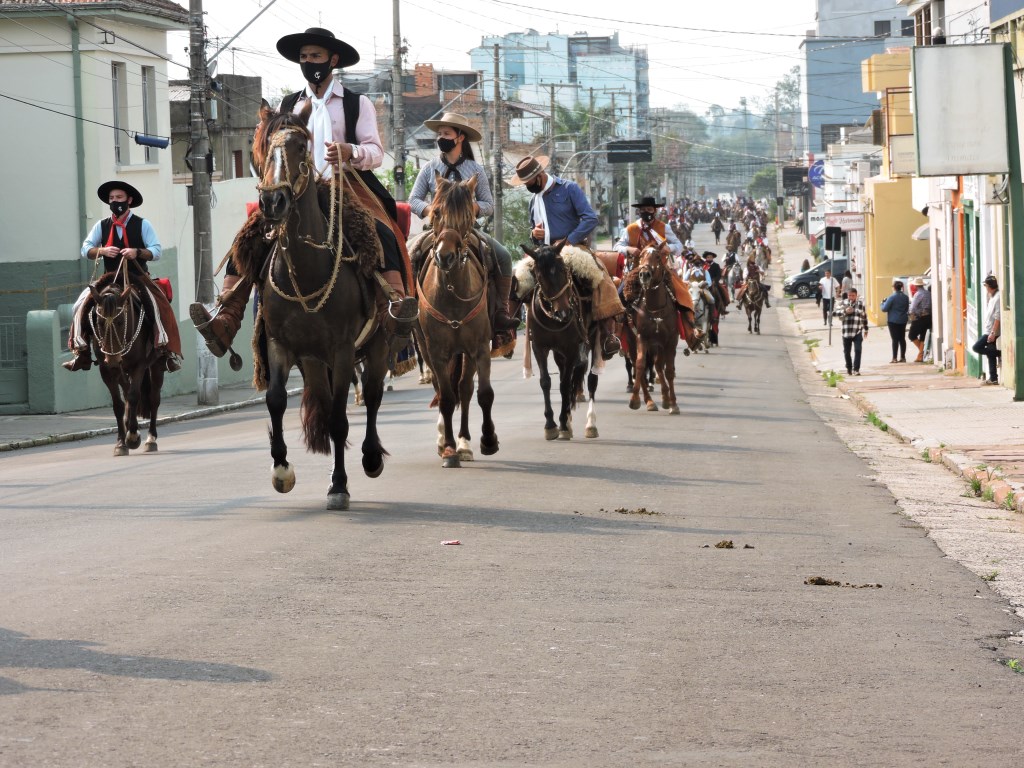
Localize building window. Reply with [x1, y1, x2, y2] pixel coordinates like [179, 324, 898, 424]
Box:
[874, 20, 891, 37]
[111, 62, 128, 164]
[141, 66, 157, 163]
[233, 150, 243, 179]
[901, 19, 915, 37]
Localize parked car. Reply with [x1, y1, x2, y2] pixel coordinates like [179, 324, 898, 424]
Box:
[783, 258, 849, 299]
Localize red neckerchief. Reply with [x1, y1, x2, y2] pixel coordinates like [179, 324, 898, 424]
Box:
[106, 211, 131, 248]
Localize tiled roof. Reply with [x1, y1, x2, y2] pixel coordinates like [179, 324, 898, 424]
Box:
[0, 0, 188, 24]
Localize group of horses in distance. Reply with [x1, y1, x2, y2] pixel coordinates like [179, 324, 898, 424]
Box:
[77, 105, 771, 508]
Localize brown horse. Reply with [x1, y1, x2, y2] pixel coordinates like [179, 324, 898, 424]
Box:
[519, 240, 600, 440]
[416, 175, 498, 468]
[254, 106, 389, 510]
[624, 245, 679, 414]
[88, 270, 166, 455]
[742, 278, 766, 335]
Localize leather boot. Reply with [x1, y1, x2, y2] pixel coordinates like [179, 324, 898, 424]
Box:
[600, 317, 621, 359]
[492, 275, 519, 331]
[62, 349, 92, 372]
[190, 275, 252, 357]
[378, 270, 418, 339]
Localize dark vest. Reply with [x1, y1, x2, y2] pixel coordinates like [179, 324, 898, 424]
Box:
[99, 216, 149, 274]
[280, 87, 398, 223]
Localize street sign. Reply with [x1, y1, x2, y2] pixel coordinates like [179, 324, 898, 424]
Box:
[606, 140, 653, 164]
[824, 226, 843, 252]
[782, 166, 806, 196]
[808, 159, 826, 189]
[824, 212, 866, 231]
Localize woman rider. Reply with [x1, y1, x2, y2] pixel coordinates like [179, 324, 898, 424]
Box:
[408, 112, 517, 331]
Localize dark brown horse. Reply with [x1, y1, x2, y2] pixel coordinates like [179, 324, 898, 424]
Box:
[88, 270, 166, 455]
[742, 278, 765, 335]
[254, 106, 389, 510]
[520, 241, 600, 440]
[416, 175, 498, 468]
[623, 245, 679, 414]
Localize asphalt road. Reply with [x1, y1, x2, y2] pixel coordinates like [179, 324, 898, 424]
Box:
[2, 223, 1022, 767]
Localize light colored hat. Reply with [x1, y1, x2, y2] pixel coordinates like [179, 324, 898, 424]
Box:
[911, 277, 926, 286]
[508, 155, 550, 186]
[422, 112, 482, 143]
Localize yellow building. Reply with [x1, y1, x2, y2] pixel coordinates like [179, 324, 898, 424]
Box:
[860, 50, 929, 326]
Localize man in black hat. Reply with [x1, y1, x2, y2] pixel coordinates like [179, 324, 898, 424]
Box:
[701, 251, 730, 316]
[64, 181, 181, 372]
[191, 27, 416, 361]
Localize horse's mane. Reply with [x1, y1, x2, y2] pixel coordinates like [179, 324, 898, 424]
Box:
[252, 109, 310, 170]
[432, 178, 477, 236]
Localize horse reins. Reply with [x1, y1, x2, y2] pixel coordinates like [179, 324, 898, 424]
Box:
[89, 257, 146, 358]
[418, 228, 488, 329]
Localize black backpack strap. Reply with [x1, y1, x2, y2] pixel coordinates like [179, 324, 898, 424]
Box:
[342, 88, 360, 144]
[280, 90, 303, 115]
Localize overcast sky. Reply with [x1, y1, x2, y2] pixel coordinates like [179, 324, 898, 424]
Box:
[170, 0, 819, 114]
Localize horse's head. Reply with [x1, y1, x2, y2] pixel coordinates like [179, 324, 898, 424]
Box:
[255, 101, 313, 224]
[432, 227, 468, 272]
[88, 282, 136, 367]
[637, 243, 668, 291]
[431, 174, 478, 239]
[522, 240, 572, 321]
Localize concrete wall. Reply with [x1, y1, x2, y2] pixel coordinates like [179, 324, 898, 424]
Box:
[804, 39, 889, 152]
[817, 0, 908, 38]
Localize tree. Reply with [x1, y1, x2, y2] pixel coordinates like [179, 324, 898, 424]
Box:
[748, 166, 777, 199]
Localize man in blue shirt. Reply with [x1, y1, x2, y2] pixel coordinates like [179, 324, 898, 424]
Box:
[510, 155, 623, 357]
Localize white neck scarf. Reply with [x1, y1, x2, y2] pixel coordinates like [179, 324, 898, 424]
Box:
[532, 175, 556, 244]
[305, 79, 336, 178]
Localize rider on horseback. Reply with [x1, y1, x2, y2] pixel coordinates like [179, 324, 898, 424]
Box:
[725, 221, 742, 256]
[734, 255, 771, 309]
[64, 180, 182, 373]
[406, 112, 518, 331]
[190, 27, 417, 359]
[512, 155, 624, 359]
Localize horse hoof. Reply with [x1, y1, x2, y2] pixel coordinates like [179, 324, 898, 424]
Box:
[662, 400, 671, 410]
[143, 441, 158, 453]
[557, 429, 572, 441]
[544, 428, 559, 441]
[272, 464, 296, 494]
[126, 433, 141, 450]
[363, 456, 384, 478]
[113, 444, 128, 457]
[441, 448, 461, 468]
[327, 492, 350, 510]
[457, 448, 475, 462]
[584, 426, 599, 439]
[647, 402, 659, 412]
[669, 405, 680, 415]
[629, 399, 641, 410]
[480, 437, 499, 455]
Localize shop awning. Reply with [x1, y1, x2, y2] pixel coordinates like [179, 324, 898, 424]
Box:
[911, 223, 930, 241]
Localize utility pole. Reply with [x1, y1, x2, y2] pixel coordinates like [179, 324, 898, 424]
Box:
[492, 44, 503, 241]
[189, 0, 217, 405]
[774, 90, 784, 224]
[587, 87, 596, 199]
[609, 91, 618, 234]
[626, 91, 635, 209]
[391, 0, 406, 200]
[549, 83, 557, 175]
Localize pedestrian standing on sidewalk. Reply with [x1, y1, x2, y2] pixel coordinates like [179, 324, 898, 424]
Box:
[840, 269, 853, 300]
[840, 287, 869, 375]
[972, 275, 1002, 385]
[908, 277, 932, 362]
[819, 269, 840, 325]
[881, 280, 910, 363]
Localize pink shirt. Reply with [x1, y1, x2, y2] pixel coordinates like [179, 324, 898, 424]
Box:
[291, 78, 384, 172]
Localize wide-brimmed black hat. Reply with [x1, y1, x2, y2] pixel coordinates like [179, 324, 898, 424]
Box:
[631, 196, 664, 208]
[276, 28, 360, 67]
[702, 251, 717, 260]
[97, 180, 142, 208]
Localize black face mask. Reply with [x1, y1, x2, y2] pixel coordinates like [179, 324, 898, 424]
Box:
[300, 61, 333, 86]
[640, 211, 656, 223]
[109, 201, 129, 217]
[525, 179, 544, 194]
[437, 137, 458, 154]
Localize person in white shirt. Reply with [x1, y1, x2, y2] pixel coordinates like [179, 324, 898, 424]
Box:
[819, 269, 840, 326]
[973, 275, 1002, 384]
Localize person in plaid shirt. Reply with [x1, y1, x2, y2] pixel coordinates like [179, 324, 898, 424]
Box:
[840, 287, 869, 375]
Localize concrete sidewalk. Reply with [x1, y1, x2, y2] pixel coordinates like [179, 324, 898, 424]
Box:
[773, 222, 1024, 510]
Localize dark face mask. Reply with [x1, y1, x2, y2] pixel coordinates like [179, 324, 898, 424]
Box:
[437, 137, 458, 154]
[525, 179, 543, 194]
[109, 201, 129, 217]
[300, 61, 333, 86]
[640, 211, 656, 223]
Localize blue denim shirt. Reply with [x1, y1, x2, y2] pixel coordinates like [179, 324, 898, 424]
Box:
[880, 290, 910, 325]
[529, 177, 598, 245]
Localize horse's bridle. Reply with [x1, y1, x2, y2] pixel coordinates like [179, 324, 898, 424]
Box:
[418, 228, 488, 329]
[256, 127, 314, 201]
[90, 288, 145, 359]
[531, 263, 586, 339]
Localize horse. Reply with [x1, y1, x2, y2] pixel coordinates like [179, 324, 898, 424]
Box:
[519, 240, 599, 441]
[416, 175, 498, 468]
[755, 242, 771, 272]
[88, 270, 165, 456]
[253, 105, 390, 510]
[726, 260, 743, 300]
[688, 280, 714, 354]
[624, 246, 680, 414]
[741, 278, 766, 335]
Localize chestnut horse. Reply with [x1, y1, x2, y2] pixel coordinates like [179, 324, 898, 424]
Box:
[254, 107, 389, 510]
[88, 269, 166, 455]
[416, 175, 498, 468]
[624, 246, 680, 414]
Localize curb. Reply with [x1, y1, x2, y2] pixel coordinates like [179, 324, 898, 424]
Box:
[0, 386, 303, 453]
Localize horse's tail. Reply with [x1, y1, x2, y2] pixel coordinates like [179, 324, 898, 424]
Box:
[300, 381, 333, 455]
[137, 369, 153, 420]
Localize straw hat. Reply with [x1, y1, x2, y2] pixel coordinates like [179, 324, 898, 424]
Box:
[422, 112, 482, 143]
[911, 277, 926, 287]
[508, 155, 551, 186]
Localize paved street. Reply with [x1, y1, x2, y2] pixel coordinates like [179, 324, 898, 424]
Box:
[2, 224, 1023, 767]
